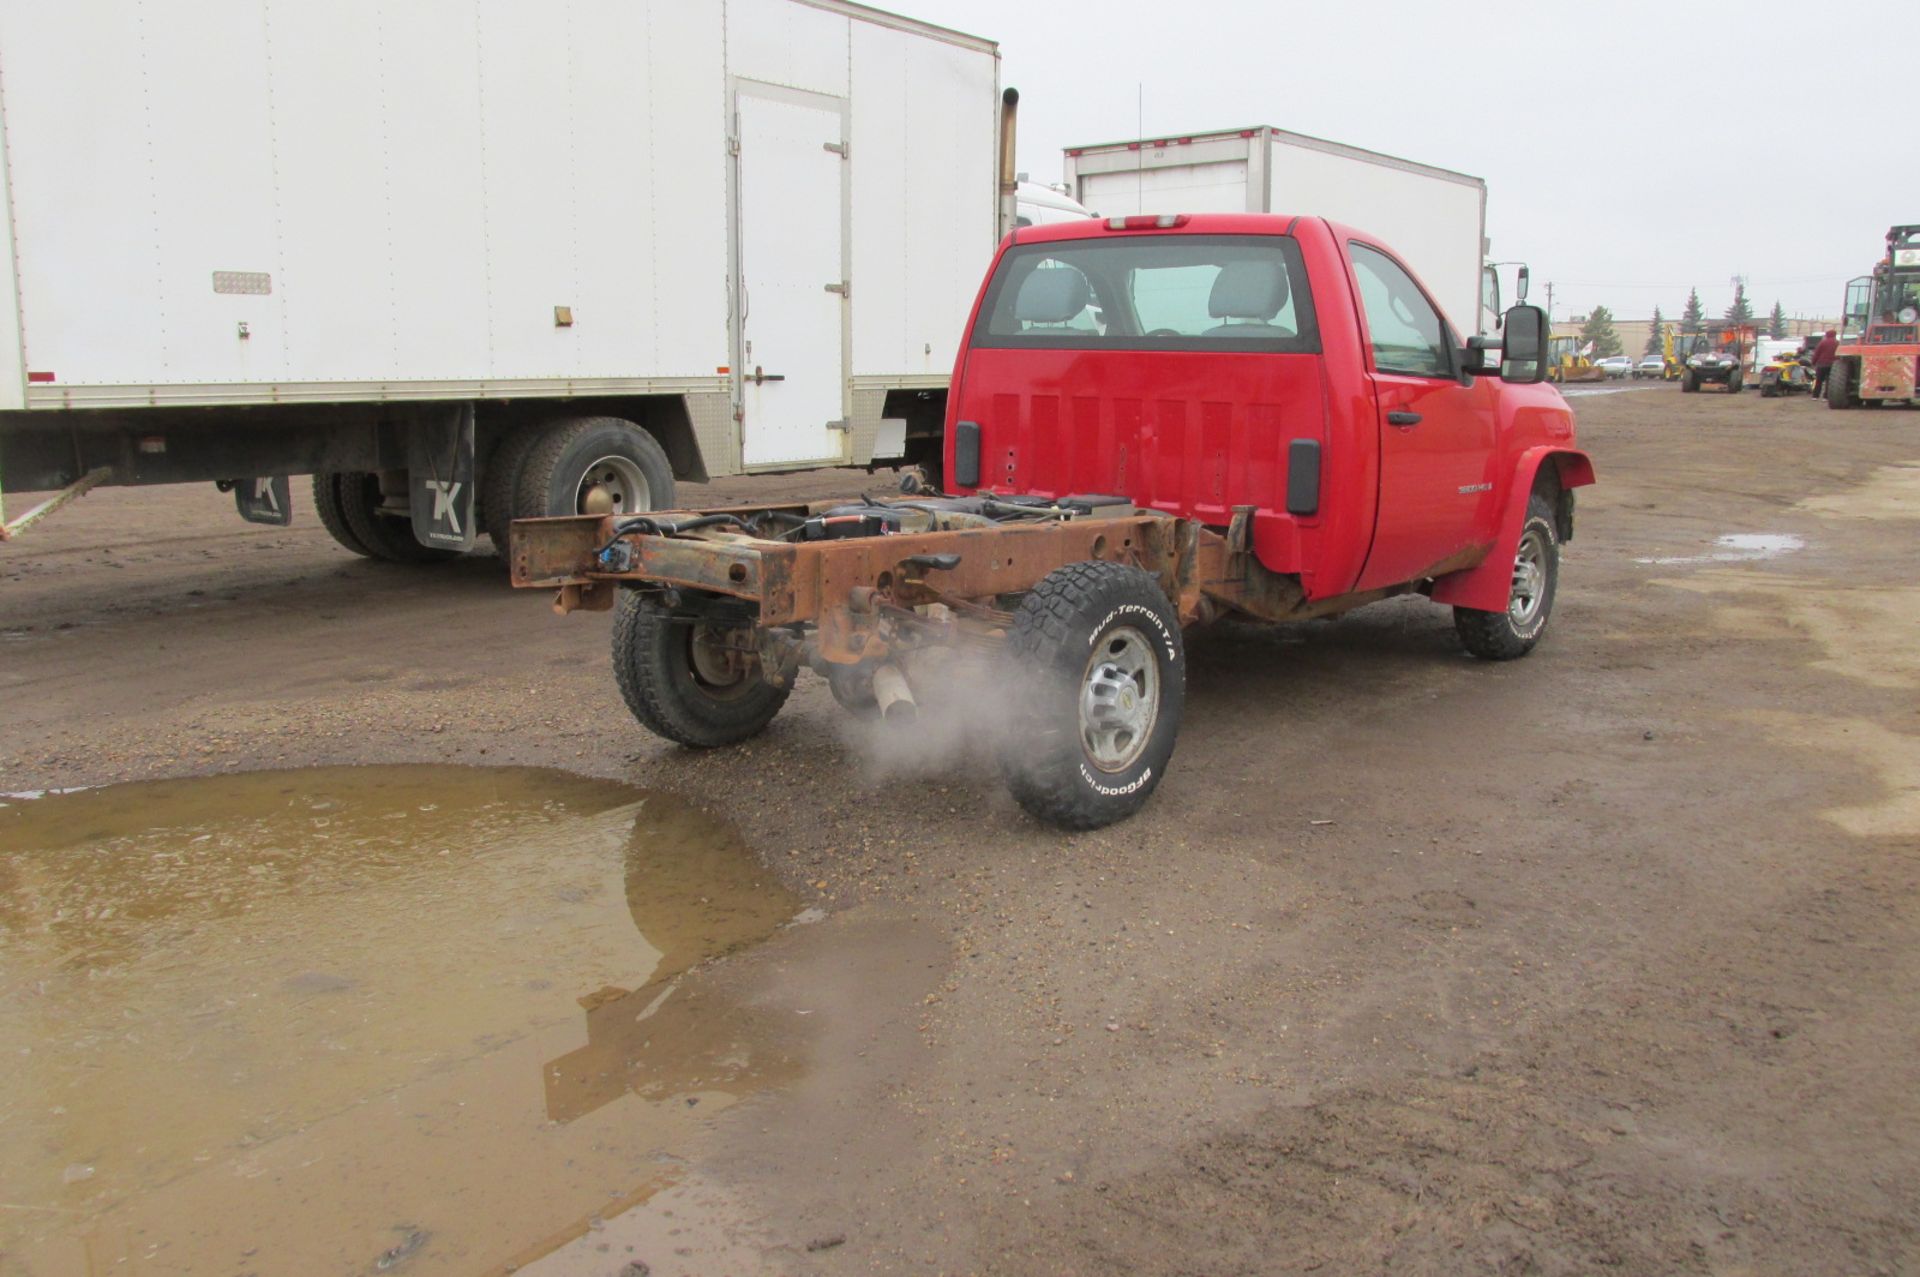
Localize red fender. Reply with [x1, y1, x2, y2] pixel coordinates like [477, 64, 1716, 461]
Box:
[1430, 447, 1596, 613]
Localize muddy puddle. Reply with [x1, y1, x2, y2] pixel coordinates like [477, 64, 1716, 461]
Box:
[0, 766, 801, 1275]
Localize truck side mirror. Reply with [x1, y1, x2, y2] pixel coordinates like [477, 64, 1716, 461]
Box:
[1499, 304, 1548, 384]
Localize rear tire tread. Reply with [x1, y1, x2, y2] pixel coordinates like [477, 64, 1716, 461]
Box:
[612, 589, 790, 748]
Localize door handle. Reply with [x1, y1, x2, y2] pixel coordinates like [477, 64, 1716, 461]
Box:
[750, 366, 785, 385]
[1386, 410, 1422, 426]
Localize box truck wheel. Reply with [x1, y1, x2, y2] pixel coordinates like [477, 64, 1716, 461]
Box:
[483, 427, 545, 554]
[999, 562, 1185, 830]
[1454, 491, 1559, 661]
[611, 589, 791, 748]
[515, 417, 674, 525]
[312, 473, 372, 557]
[331, 471, 462, 564]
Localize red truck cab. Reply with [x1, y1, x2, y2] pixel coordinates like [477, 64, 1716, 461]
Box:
[944, 213, 1593, 619]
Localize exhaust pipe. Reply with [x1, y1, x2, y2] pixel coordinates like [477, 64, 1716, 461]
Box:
[998, 87, 1019, 239]
[872, 664, 917, 723]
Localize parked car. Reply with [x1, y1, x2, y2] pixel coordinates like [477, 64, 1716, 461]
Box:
[1596, 355, 1634, 379]
[1633, 354, 1666, 379]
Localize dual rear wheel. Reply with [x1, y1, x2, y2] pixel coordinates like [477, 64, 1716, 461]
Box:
[313, 414, 674, 564]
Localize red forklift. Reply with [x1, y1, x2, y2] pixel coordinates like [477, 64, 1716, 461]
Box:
[1828, 224, 1920, 409]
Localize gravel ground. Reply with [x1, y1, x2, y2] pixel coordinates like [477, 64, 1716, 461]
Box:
[3, 384, 1917, 1275]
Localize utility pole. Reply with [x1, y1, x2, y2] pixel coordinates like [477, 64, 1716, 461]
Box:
[1544, 281, 1555, 323]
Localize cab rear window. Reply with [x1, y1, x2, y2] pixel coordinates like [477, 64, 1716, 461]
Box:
[970, 234, 1320, 353]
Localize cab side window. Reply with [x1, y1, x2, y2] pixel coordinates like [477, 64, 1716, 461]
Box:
[1349, 243, 1451, 377]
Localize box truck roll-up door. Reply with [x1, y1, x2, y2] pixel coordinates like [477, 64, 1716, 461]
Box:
[734, 84, 848, 468]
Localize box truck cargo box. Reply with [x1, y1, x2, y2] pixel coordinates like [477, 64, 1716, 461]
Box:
[0, 0, 1005, 557]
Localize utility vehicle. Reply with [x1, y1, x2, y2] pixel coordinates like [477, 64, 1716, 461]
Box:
[514, 214, 1594, 829]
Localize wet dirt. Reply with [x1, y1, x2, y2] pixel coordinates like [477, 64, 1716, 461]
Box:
[0, 766, 800, 1275]
[4, 392, 1920, 1272]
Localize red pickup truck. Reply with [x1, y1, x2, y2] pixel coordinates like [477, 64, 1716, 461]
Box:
[513, 213, 1593, 828]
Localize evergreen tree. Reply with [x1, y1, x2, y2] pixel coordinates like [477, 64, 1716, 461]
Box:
[1680, 288, 1704, 333]
[1724, 282, 1754, 325]
[1644, 306, 1666, 356]
[1768, 300, 1787, 339]
[1580, 304, 1624, 359]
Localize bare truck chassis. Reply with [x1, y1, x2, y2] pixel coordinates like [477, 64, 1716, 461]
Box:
[510, 494, 1486, 828]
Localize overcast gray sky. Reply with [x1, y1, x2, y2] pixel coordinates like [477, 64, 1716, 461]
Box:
[896, 0, 1914, 324]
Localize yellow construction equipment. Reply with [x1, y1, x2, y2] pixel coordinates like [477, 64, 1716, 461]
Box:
[1546, 335, 1606, 383]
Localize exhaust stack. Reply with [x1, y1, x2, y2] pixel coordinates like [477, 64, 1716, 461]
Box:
[872, 664, 917, 723]
[998, 87, 1019, 239]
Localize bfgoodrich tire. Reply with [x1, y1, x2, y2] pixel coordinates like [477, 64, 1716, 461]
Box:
[1454, 491, 1560, 661]
[611, 589, 790, 748]
[1000, 561, 1185, 830]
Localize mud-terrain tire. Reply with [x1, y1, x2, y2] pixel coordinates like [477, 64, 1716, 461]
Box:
[482, 425, 543, 555]
[515, 417, 674, 527]
[1826, 359, 1855, 410]
[611, 589, 790, 748]
[1681, 371, 1699, 393]
[312, 472, 372, 557]
[331, 471, 462, 564]
[1455, 490, 1560, 661]
[999, 561, 1185, 830]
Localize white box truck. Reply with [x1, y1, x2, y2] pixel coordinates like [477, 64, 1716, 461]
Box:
[1063, 126, 1503, 339]
[0, 0, 1009, 559]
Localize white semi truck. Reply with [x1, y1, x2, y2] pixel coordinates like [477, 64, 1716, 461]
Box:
[1062, 126, 1506, 340]
[0, 0, 1010, 557]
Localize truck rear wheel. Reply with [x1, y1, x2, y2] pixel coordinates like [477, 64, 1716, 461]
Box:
[517, 416, 673, 522]
[611, 589, 790, 748]
[1454, 491, 1559, 661]
[999, 561, 1185, 830]
[482, 427, 544, 553]
[312, 473, 372, 557]
[329, 472, 463, 564]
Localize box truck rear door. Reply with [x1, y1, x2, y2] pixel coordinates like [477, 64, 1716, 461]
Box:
[734, 86, 848, 468]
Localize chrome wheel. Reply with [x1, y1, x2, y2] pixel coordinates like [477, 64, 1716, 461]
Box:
[1509, 527, 1550, 631]
[574, 454, 651, 516]
[1079, 626, 1159, 773]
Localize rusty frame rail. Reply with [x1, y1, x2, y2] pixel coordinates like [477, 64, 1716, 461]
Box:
[508, 497, 1442, 630]
[512, 507, 1188, 624]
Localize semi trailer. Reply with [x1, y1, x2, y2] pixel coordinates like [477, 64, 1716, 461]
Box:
[0, 0, 1008, 553]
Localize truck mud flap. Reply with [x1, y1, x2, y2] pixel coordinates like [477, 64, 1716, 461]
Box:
[408, 405, 477, 551]
[231, 476, 292, 527]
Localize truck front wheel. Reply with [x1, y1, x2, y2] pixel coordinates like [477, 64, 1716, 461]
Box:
[1000, 562, 1185, 830]
[611, 590, 791, 748]
[1826, 360, 1855, 410]
[1454, 492, 1559, 661]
